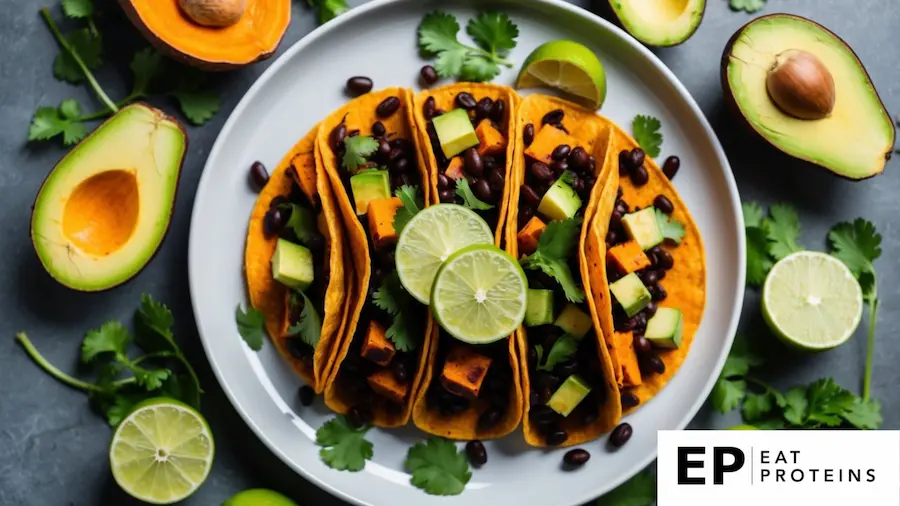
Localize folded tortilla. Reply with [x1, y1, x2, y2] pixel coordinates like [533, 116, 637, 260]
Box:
[244, 124, 351, 393]
[584, 123, 707, 413]
[318, 87, 434, 428]
[507, 94, 622, 447]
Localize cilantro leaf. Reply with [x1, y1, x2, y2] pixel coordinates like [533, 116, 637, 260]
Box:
[282, 203, 317, 245]
[133, 367, 170, 391]
[62, 0, 93, 18]
[373, 272, 420, 352]
[287, 291, 321, 348]
[843, 398, 882, 430]
[134, 293, 176, 352]
[521, 218, 585, 303]
[745, 226, 772, 287]
[105, 395, 136, 427]
[373, 275, 402, 316]
[235, 304, 265, 351]
[805, 378, 856, 427]
[459, 56, 501, 82]
[173, 90, 220, 125]
[522, 255, 584, 303]
[632, 115, 662, 158]
[729, 0, 767, 13]
[466, 12, 518, 56]
[82, 321, 131, 362]
[419, 12, 464, 56]
[536, 334, 578, 372]
[54, 29, 102, 83]
[316, 415, 374, 472]
[711, 378, 746, 414]
[656, 208, 685, 244]
[306, 0, 349, 24]
[742, 391, 774, 421]
[599, 468, 656, 506]
[455, 178, 494, 210]
[393, 185, 421, 235]
[782, 386, 809, 426]
[764, 203, 802, 260]
[28, 104, 88, 146]
[828, 219, 880, 298]
[386, 310, 419, 352]
[59, 99, 82, 120]
[342, 135, 379, 173]
[742, 202, 764, 228]
[406, 437, 471, 496]
[130, 48, 164, 97]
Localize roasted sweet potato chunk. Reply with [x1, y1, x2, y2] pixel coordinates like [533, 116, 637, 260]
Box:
[524, 125, 577, 165]
[440, 346, 492, 399]
[517, 216, 547, 255]
[608, 241, 652, 274]
[367, 197, 403, 250]
[475, 120, 507, 157]
[360, 320, 396, 367]
[367, 368, 409, 404]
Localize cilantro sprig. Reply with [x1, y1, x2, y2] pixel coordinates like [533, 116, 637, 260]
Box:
[520, 217, 585, 303]
[405, 437, 472, 496]
[656, 208, 685, 244]
[235, 304, 266, 351]
[15, 294, 202, 426]
[306, 0, 349, 25]
[316, 415, 374, 471]
[373, 272, 422, 352]
[632, 115, 662, 158]
[393, 185, 422, 235]
[534, 334, 578, 372]
[598, 468, 656, 506]
[455, 178, 494, 210]
[418, 11, 518, 82]
[742, 202, 804, 286]
[287, 290, 322, 348]
[342, 135, 379, 173]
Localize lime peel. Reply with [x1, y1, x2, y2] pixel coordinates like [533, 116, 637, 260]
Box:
[515, 40, 607, 109]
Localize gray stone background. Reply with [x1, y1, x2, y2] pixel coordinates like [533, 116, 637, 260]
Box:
[1, 0, 897, 504]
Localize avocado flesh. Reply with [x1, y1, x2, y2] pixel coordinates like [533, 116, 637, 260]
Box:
[349, 170, 391, 216]
[272, 238, 314, 291]
[537, 178, 581, 222]
[554, 303, 593, 340]
[31, 104, 185, 291]
[525, 289, 554, 327]
[725, 15, 894, 179]
[432, 109, 478, 159]
[611, 0, 706, 47]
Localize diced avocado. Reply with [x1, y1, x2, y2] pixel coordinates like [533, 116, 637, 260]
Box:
[547, 374, 592, 417]
[554, 303, 593, 339]
[609, 272, 651, 317]
[537, 177, 581, 221]
[349, 170, 390, 216]
[525, 289, 554, 327]
[432, 109, 479, 159]
[271, 238, 314, 290]
[622, 207, 663, 250]
[645, 307, 683, 349]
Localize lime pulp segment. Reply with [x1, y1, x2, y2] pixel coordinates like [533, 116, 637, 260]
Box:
[762, 251, 863, 350]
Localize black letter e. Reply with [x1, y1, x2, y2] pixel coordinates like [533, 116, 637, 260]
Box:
[678, 447, 705, 485]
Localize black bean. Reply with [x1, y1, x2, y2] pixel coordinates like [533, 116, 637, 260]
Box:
[563, 449, 590, 468]
[371, 140, 388, 160]
[437, 173, 451, 190]
[663, 155, 680, 180]
[329, 124, 347, 152]
[628, 148, 645, 168]
[640, 270, 659, 285]
[423, 96, 436, 119]
[391, 359, 409, 382]
[348, 405, 373, 428]
[439, 189, 455, 203]
[654, 195, 674, 214]
[371, 121, 386, 137]
[478, 408, 503, 431]
[475, 97, 494, 121]
[346, 76, 373, 95]
[387, 149, 404, 163]
[518, 206, 534, 228]
[632, 312, 648, 330]
[377, 249, 395, 269]
[657, 249, 674, 270]
[466, 440, 487, 467]
[520, 184, 540, 207]
[573, 177, 586, 197]
[433, 108, 445, 117]
[391, 138, 413, 152]
[483, 156, 500, 172]
[652, 285, 668, 301]
[269, 195, 289, 211]
[455, 92, 477, 110]
[618, 150, 632, 175]
[633, 335, 653, 356]
[249, 161, 269, 190]
[581, 407, 599, 425]
[630, 165, 649, 186]
[464, 148, 484, 176]
[551, 144, 571, 161]
[538, 386, 552, 405]
[466, 174, 477, 186]
[542, 109, 564, 126]
[420, 65, 439, 85]
[556, 360, 579, 377]
[529, 405, 558, 425]
[606, 229, 618, 245]
[529, 390, 540, 406]
[264, 208, 286, 236]
[554, 123, 570, 134]
[298, 385, 315, 406]
[376, 96, 401, 118]
[550, 160, 568, 175]
[546, 428, 569, 446]
[306, 233, 325, 254]
[394, 157, 410, 173]
[473, 179, 492, 202]
[568, 147, 589, 171]
[609, 423, 632, 448]
[490, 99, 506, 123]
[615, 200, 628, 215]
[523, 123, 535, 146]
[641, 355, 666, 376]
[529, 162, 552, 182]
[610, 210, 623, 229]
[488, 169, 505, 193]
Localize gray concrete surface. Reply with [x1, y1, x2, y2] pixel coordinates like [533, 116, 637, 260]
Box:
[0, 0, 897, 504]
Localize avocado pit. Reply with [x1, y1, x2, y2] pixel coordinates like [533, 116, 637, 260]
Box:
[766, 49, 836, 120]
[178, 0, 246, 27]
[62, 169, 140, 257]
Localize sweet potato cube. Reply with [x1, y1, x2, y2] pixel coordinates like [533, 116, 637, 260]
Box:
[367, 197, 403, 250]
[360, 320, 396, 367]
[517, 216, 547, 255]
[607, 241, 652, 274]
[476, 120, 507, 157]
[440, 346, 492, 399]
[616, 331, 643, 387]
[524, 125, 578, 164]
[445, 157, 465, 180]
[367, 368, 409, 404]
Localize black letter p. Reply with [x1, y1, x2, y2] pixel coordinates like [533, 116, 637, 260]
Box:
[713, 447, 745, 485]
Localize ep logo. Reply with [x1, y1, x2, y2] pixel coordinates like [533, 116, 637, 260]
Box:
[677, 446, 744, 485]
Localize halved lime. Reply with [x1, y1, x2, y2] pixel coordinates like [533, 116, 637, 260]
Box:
[110, 398, 215, 505]
[224, 489, 298, 506]
[762, 251, 863, 351]
[396, 204, 493, 304]
[515, 40, 607, 109]
[431, 244, 528, 344]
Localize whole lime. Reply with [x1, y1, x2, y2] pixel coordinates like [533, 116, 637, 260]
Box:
[223, 489, 298, 506]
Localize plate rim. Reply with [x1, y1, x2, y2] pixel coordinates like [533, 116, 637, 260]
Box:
[187, 0, 746, 504]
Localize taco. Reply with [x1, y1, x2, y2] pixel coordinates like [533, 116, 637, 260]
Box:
[409, 84, 525, 440]
[584, 124, 706, 414]
[507, 94, 622, 447]
[244, 124, 351, 394]
[318, 87, 434, 428]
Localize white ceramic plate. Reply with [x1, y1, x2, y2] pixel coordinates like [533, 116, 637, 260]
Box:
[187, 0, 745, 504]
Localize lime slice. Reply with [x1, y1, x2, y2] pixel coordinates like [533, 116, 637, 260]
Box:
[396, 204, 493, 304]
[762, 251, 863, 351]
[515, 40, 607, 109]
[431, 244, 528, 344]
[224, 489, 298, 506]
[110, 398, 215, 505]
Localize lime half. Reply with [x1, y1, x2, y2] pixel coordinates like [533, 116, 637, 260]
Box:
[396, 204, 493, 304]
[762, 251, 863, 351]
[224, 489, 298, 506]
[431, 244, 528, 344]
[110, 398, 214, 505]
[516, 40, 607, 109]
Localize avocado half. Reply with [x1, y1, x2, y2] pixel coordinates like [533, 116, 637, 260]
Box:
[31, 103, 187, 291]
[608, 0, 706, 47]
[722, 14, 894, 180]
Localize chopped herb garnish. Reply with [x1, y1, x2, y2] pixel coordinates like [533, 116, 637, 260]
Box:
[287, 290, 322, 348]
[405, 437, 471, 496]
[632, 114, 662, 158]
[316, 415, 374, 471]
[342, 135, 379, 173]
[418, 11, 518, 82]
[455, 178, 494, 210]
[520, 217, 585, 303]
[235, 303, 266, 351]
[534, 334, 578, 372]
